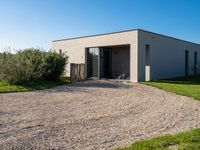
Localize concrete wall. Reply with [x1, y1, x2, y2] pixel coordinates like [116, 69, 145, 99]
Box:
[52, 30, 138, 82]
[138, 30, 200, 82]
[53, 29, 200, 82]
[112, 46, 130, 78]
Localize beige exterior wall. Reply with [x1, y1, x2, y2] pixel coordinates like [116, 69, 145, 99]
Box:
[52, 30, 138, 82]
[138, 30, 200, 82]
[52, 29, 200, 82]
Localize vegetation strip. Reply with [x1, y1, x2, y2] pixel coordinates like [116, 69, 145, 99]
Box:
[117, 128, 200, 150]
[142, 75, 200, 101]
[0, 77, 70, 93]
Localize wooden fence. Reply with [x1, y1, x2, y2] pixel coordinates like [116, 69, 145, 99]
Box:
[70, 63, 86, 83]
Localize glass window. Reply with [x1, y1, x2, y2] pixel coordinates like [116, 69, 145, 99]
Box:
[87, 48, 100, 78]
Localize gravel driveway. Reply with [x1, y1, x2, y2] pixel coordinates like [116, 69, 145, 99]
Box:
[1, 80, 200, 150]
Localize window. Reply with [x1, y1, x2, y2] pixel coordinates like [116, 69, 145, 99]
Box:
[194, 52, 197, 75]
[185, 50, 189, 77]
[145, 45, 150, 66]
[145, 44, 151, 81]
[87, 48, 100, 78]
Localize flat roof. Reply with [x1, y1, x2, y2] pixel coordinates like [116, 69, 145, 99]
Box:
[52, 29, 138, 42]
[52, 29, 200, 46]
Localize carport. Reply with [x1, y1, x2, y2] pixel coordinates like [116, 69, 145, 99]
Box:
[86, 45, 130, 80]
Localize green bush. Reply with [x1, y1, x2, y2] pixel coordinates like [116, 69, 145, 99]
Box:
[0, 48, 68, 84]
[41, 52, 67, 80]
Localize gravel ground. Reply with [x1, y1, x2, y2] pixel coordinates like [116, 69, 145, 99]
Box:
[1, 80, 200, 150]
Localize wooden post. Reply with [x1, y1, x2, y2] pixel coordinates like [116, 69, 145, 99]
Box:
[70, 63, 85, 83]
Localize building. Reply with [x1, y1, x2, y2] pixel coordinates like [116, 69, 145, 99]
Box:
[52, 29, 200, 82]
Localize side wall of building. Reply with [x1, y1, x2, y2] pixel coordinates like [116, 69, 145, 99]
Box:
[138, 30, 200, 82]
[52, 31, 139, 82]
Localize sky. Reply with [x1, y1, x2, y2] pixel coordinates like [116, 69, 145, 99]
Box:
[0, 0, 200, 51]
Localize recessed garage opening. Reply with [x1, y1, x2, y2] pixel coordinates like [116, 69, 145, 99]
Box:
[87, 45, 130, 80]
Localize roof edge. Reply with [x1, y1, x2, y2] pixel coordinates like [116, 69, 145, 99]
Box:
[139, 29, 200, 46]
[52, 29, 200, 46]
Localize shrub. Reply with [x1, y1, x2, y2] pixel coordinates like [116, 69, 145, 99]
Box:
[41, 52, 67, 81]
[0, 48, 68, 84]
[0, 52, 21, 83]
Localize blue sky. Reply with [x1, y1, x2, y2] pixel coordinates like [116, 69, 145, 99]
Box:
[0, 0, 200, 50]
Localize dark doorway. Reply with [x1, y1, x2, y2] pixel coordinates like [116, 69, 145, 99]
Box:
[101, 48, 112, 78]
[185, 50, 189, 77]
[87, 45, 130, 80]
[194, 52, 197, 75]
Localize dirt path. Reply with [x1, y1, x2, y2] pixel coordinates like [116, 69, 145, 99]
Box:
[1, 80, 200, 150]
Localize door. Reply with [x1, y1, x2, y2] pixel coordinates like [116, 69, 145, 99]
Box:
[101, 48, 112, 78]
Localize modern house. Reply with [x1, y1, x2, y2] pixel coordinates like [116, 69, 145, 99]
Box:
[52, 29, 200, 82]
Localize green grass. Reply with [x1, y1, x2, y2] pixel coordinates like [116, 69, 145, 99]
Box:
[0, 77, 70, 93]
[142, 75, 200, 100]
[116, 128, 200, 150]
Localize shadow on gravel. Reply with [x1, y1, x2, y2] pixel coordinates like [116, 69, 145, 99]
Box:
[39, 80, 132, 93]
[69, 80, 131, 88]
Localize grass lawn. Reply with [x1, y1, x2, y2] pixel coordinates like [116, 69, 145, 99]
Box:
[117, 128, 200, 150]
[0, 77, 70, 93]
[143, 75, 200, 100]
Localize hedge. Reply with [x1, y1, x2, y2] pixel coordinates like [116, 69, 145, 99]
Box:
[0, 48, 68, 84]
